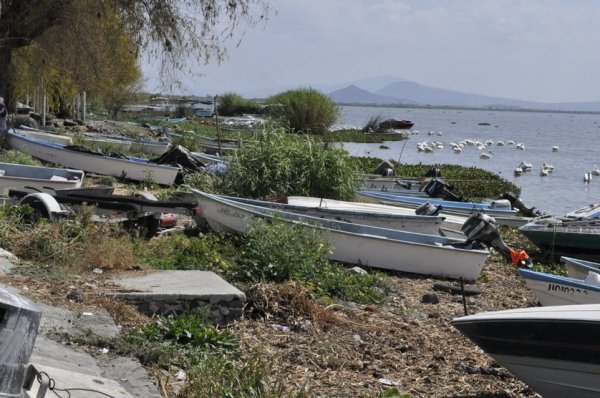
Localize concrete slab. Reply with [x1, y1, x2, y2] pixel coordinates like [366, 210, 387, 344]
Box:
[27, 363, 133, 398]
[109, 270, 246, 323]
[0, 276, 161, 398]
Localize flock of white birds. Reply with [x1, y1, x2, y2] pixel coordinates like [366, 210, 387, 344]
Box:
[400, 129, 597, 183]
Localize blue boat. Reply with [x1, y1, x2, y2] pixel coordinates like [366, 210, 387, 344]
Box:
[356, 191, 517, 216]
[519, 268, 600, 306]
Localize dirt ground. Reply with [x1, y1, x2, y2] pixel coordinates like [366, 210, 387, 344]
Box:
[0, 245, 542, 398]
[229, 255, 540, 398]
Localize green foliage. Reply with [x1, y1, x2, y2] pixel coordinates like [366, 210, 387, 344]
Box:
[218, 92, 260, 116]
[218, 130, 359, 200]
[0, 150, 42, 166]
[132, 312, 238, 354]
[183, 351, 301, 398]
[322, 129, 408, 143]
[266, 88, 339, 134]
[234, 219, 388, 303]
[140, 233, 237, 273]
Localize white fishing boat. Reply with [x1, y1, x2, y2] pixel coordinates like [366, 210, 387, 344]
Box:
[83, 133, 171, 156]
[561, 256, 600, 280]
[7, 129, 181, 185]
[13, 126, 73, 145]
[519, 268, 600, 306]
[222, 195, 452, 237]
[0, 162, 84, 193]
[452, 304, 600, 398]
[192, 189, 489, 280]
[286, 196, 466, 238]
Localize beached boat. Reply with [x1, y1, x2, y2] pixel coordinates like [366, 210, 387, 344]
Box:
[561, 256, 600, 280]
[7, 129, 181, 185]
[191, 151, 227, 166]
[82, 133, 171, 156]
[519, 268, 600, 306]
[221, 195, 454, 237]
[452, 304, 600, 397]
[0, 162, 84, 193]
[197, 135, 239, 155]
[192, 189, 488, 280]
[13, 127, 73, 145]
[284, 196, 466, 238]
[357, 191, 518, 218]
[519, 203, 600, 258]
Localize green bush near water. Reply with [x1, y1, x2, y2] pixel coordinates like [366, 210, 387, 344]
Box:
[217, 92, 261, 116]
[216, 130, 359, 200]
[266, 88, 339, 134]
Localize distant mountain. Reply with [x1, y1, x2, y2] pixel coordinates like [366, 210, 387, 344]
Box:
[375, 81, 541, 109]
[327, 79, 600, 112]
[328, 85, 413, 105]
[242, 75, 407, 99]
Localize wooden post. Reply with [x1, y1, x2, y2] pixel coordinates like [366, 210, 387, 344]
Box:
[82, 91, 86, 122]
[42, 92, 47, 127]
[214, 95, 221, 155]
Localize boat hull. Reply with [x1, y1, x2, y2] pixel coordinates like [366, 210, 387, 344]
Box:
[519, 269, 600, 306]
[7, 131, 180, 185]
[193, 190, 488, 280]
[288, 196, 466, 237]
[519, 228, 600, 258]
[0, 162, 84, 193]
[225, 195, 451, 237]
[453, 305, 600, 398]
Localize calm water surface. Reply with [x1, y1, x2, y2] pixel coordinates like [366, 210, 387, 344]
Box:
[335, 105, 600, 215]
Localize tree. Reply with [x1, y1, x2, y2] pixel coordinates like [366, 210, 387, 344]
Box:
[0, 0, 270, 108]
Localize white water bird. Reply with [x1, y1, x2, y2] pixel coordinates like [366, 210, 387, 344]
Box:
[507, 140, 516, 145]
[518, 161, 533, 171]
[453, 147, 462, 153]
[480, 151, 493, 159]
[496, 141, 505, 146]
[540, 167, 549, 177]
[584, 172, 593, 183]
[514, 167, 523, 176]
[516, 143, 525, 150]
[542, 163, 554, 172]
[552, 146, 559, 152]
[593, 165, 600, 176]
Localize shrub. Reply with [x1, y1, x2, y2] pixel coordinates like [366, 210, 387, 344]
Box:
[0, 149, 42, 165]
[266, 88, 339, 134]
[234, 219, 387, 303]
[217, 130, 359, 200]
[217, 92, 260, 116]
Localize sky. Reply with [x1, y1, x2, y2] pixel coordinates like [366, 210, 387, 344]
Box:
[143, 0, 600, 103]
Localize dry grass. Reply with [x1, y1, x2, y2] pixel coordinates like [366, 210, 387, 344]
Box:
[229, 255, 539, 397]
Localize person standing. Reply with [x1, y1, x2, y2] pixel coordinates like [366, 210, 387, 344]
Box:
[0, 97, 8, 135]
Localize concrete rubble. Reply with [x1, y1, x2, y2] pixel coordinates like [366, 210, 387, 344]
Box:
[0, 252, 246, 397]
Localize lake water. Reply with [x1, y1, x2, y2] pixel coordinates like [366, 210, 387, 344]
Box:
[335, 105, 600, 215]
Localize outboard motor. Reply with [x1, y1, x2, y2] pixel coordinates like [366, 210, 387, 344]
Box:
[498, 192, 544, 218]
[395, 181, 412, 190]
[461, 212, 532, 268]
[420, 178, 461, 201]
[424, 167, 442, 178]
[0, 288, 41, 397]
[415, 202, 443, 216]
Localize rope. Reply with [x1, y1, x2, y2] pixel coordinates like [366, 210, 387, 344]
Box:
[36, 371, 119, 398]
